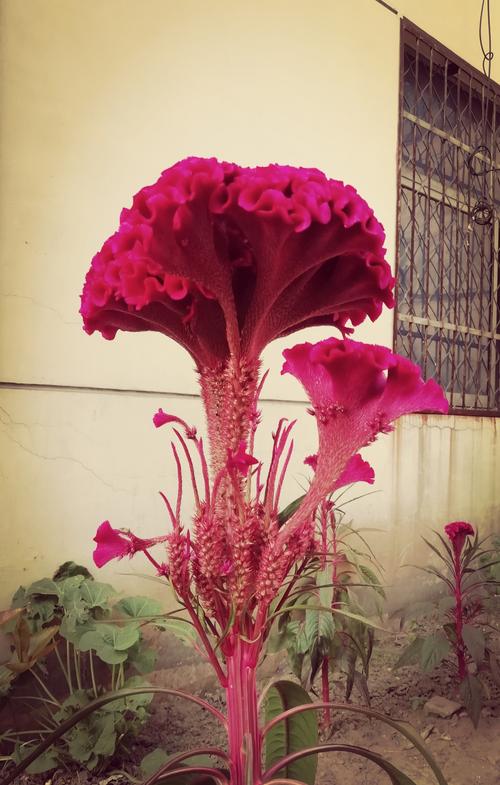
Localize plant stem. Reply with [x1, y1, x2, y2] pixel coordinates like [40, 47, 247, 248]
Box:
[225, 637, 261, 785]
[66, 640, 73, 693]
[30, 668, 61, 706]
[89, 650, 98, 698]
[73, 647, 83, 690]
[54, 643, 72, 693]
[452, 548, 468, 680]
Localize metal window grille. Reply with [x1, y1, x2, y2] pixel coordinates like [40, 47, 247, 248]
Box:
[395, 21, 500, 415]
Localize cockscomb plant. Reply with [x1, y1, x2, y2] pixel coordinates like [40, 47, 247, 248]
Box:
[396, 522, 500, 727]
[6, 158, 450, 785]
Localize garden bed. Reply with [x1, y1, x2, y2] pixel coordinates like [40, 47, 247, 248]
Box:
[7, 627, 500, 785]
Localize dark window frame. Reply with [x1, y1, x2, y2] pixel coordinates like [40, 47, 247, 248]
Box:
[394, 19, 500, 416]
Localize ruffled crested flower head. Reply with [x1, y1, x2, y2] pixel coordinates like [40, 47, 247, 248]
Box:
[279, 338, 448, 535]
[444, 521, 475, 555]
[81, 157, 394, 368]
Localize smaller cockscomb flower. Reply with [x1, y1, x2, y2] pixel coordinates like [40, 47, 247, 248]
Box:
[227, 441, 259, 476]
[92, 521, 167, 568]
[279, 338, 448, 544]
[445, 521, 475, 556]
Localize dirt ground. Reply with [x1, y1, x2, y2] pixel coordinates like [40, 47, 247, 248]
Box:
[4, 628, 500, 785]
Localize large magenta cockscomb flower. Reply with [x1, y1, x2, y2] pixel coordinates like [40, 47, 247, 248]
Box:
[279, 338, 449, 542]
[81, 157, 394, 369]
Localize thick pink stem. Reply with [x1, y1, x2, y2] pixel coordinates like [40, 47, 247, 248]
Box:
[226, 638, 262, 785]
[452, 548, 468, 680]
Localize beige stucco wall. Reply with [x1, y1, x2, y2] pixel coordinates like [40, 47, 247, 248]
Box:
[0, 0, 498, 607]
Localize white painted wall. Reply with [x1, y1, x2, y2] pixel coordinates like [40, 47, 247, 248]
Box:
[0, 0, 498, 607]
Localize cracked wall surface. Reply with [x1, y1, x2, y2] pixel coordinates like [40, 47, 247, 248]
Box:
[0, 0, 498, 606]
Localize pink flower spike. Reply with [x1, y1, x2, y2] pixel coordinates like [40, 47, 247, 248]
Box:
[93, 521, 132, 568]
[444, 521, 475, 555]
[227, 441, 259, 476]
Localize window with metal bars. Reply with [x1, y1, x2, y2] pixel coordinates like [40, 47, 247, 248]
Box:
[395, 21, 500, 415]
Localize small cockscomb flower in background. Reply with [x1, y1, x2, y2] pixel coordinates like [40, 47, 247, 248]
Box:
[445, 521, 475, 555]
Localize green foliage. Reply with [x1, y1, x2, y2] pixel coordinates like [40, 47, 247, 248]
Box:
[272, 500, 383, 709]
[0, 563, 163, 774]
[264, 680, 318, 785]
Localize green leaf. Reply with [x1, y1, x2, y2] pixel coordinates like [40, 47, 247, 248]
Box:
[104, 677, 154, 712]
[420, 634, 451, 672]
[79, 580, 116, 610]
[278, 494, 305, 526]
[128, 641, 158, 674]
[141, 748, 170, 777]
[28, 598, 57, 624]
[116, 595, 162, 619]
[462, 625, 485, 665]
[305, 607, 335, 649]
[26, 578, 59, 597]
[394, 637, 425, 669]
[59, 616, 95, 645]
[264, 680, 318, 785]
[15, 744, 58, 774]
[459, 674, 484, 727]
[357, 564, 386, 598]
[53, 561, 93, 581]
[155, 617, 197, 647]
[78, 624, 139, 663]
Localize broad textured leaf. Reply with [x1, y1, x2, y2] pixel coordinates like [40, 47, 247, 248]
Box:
[26, 579, 59, 597]
[305, 607, 335, 650]
[28, 598, 57, 624]
[420, 634, 450, 672]
[459, 674, 483, 727]
[264, 680, 318, 785]
[462, 625, 485, 665]
[79, 580, 116, 610]
[15, 744, 58, 774]
[78, 624, 139, 663]
[53, 561, 93, 581]
[116, 595, 162, 619]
